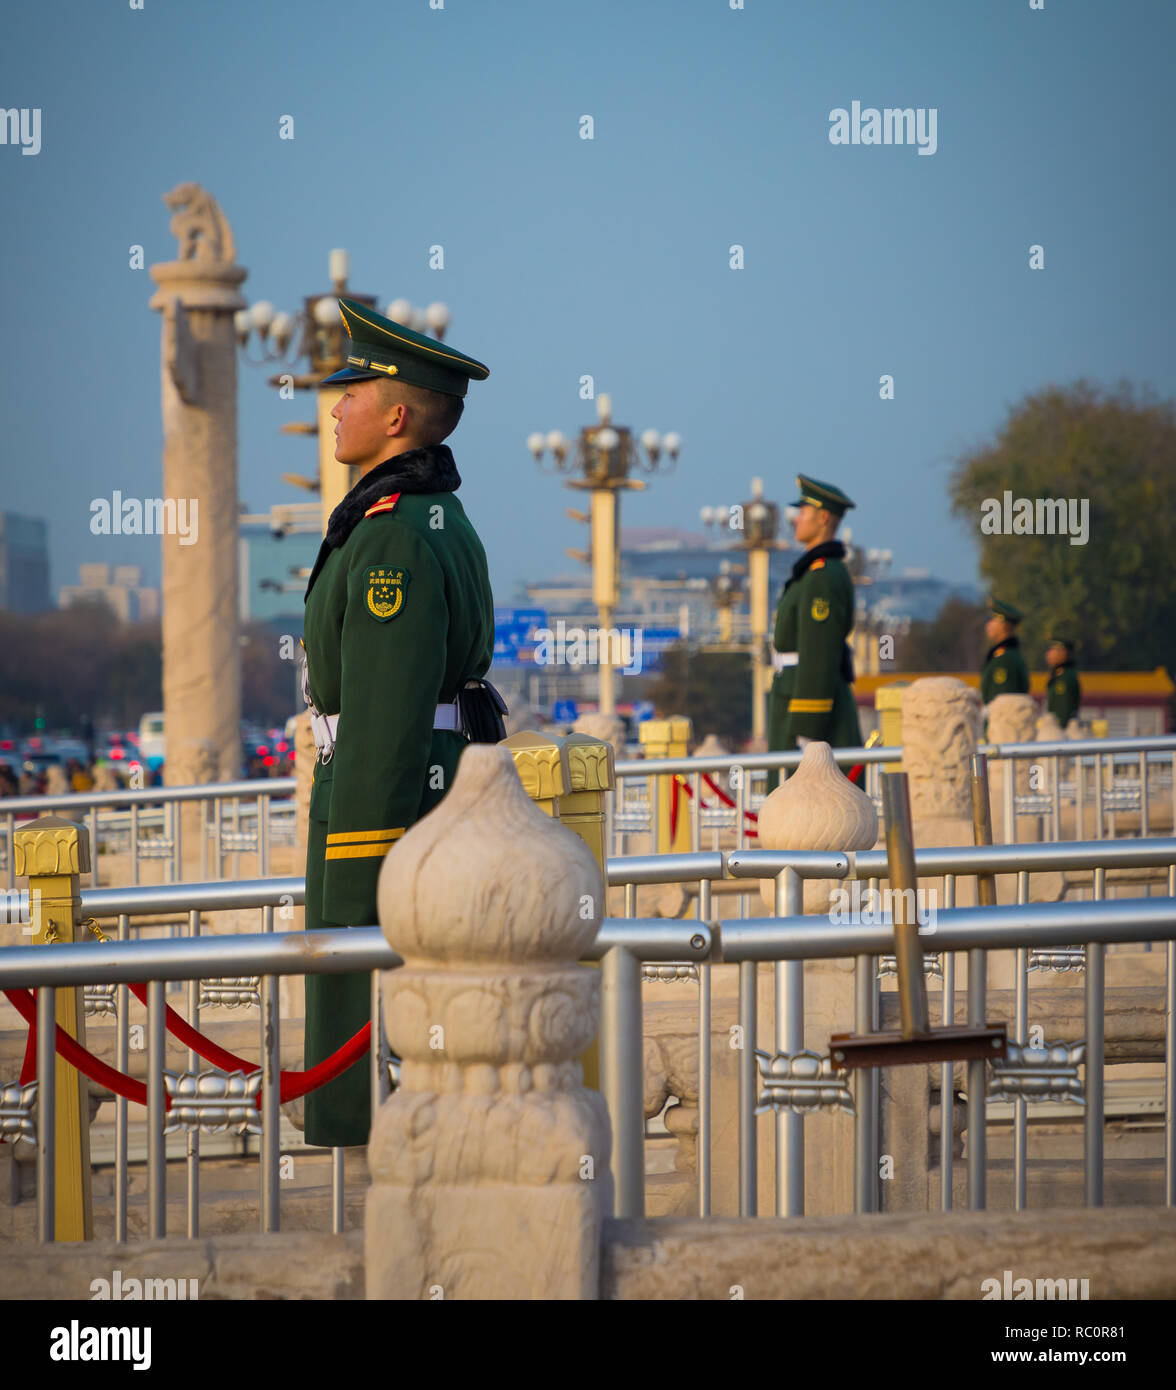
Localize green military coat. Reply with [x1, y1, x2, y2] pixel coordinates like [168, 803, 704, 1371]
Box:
[767, 542, 862, 791]
[1047, 661, 1081, 727]
[980, 636, 1030, 703]
[302, 444, 494, 1147]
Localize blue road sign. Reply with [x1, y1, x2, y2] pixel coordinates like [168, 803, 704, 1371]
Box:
[492, 608, 548, 669]
[552, 699, 578, 723]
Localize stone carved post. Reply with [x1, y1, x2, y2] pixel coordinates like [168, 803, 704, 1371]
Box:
[901, 678, 982, 849]
[573, 712, 627, 759]
[757, 741, 878, 914]
[693, 733, 730, 759]
[987, 694, 1040, 843]
[1036, 711, 1065, 742]
[366, 746, 612, 1299]
[149, 185, 247, 836]
[502, 731, 612, 1090]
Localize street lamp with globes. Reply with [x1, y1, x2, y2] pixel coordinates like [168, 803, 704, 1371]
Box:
[235, 250, 453, 533]
[527, 396, 681, 714]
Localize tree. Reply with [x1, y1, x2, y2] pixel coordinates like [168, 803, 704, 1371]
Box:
[241, 620, 300, 728]
[646, 645, 752, 746]
[949, 381, 1176, 671]
[896, 597, 989, 671]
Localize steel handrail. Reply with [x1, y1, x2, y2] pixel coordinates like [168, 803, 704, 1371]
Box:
[3, 897, 1174, 987]
[0, 837, 1168, 922]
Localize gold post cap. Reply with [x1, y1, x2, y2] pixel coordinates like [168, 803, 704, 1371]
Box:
[874, 684, 909, 711]
[561, 733, 615, 793]
[501, 730, 570, 800]
[639, 717, 693, 745]
[13, 816, 92, 877]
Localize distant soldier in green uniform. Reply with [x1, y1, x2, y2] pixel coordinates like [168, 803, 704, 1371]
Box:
[980, 598, 1030, 704]
[767, 474, 862, 792]
[1044, 635, 1081, 728]
[301, 298, 499, 1148]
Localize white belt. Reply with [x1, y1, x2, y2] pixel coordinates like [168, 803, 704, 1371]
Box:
[311, 713, 339, 752]
[773, 651, 799, 672]
[312, 703, 460, 756]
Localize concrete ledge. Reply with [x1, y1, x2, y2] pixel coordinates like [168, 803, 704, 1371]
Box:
[0, 1230, 363, 1300]
[601, 1208, 1176, 1300]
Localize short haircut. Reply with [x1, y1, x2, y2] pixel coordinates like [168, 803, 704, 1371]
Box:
[373, 377, 464, 445]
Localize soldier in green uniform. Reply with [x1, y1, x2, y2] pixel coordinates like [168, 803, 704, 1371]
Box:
[1045, 635, 1081, 728]
[980, 599, 1030, 704]
[301, 298, 497, 1148]
[766, 475, 862, 792]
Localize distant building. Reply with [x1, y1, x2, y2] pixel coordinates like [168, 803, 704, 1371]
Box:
[238, 503, 320, 625]
[58, 563, 159, 623]
[0, 512, 51, 613]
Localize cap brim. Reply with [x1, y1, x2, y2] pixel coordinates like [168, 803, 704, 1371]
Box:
[320, 366, 383, 385]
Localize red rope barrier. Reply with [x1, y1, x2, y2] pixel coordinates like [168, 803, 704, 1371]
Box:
[5, 988, 150, 1107]
[4, 987, 371, 1108]
[676, 773, 760, 826]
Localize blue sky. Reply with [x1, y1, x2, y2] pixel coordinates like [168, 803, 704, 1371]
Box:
[2, 0, 1173, 607]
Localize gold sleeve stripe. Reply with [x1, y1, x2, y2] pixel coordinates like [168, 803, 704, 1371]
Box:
[788, 698, 834, 712]
[326, 828, 405, 844]
[325, 843, 397, 860]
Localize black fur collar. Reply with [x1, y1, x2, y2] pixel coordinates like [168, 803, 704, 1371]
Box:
[985, 634, 1021, 663]
[305, 444, 461, 598]
[786, 539, 845, 588]
[323, 444, 461, 548]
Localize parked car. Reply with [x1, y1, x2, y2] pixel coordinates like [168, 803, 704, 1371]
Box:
[138, 712, 165, 763]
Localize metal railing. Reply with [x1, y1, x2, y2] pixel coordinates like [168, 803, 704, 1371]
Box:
[3, 836, 1174, 1240]
[3, 734, 1173, 883]
[0, 780, 296, 888]
[609, 735, 1176, 853]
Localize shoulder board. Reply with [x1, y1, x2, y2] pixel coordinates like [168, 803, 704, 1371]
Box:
[993, 646, 1005, 657]
[364, 492, 402, 519]
[810, 558, 826, 571]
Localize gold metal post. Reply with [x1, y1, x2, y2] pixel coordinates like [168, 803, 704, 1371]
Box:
[830, 769, 1007, 1070]
[590, 489, 619, 716]
[748, 547, 770, 742]
[502, 731, 603, 1089]
[638, 717, 693, 854]
[317, 385, 357, 534]
[14, 816, 94, 1241]
[971, 753, 998, 908]
[874, 683, 907, 772]
[881, 773, 930, 1038]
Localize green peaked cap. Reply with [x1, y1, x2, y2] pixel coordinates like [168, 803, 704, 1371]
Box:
[989, 598, 1024, 623]
[321, 297, 490, 398]
[792, 473, 855, 517]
